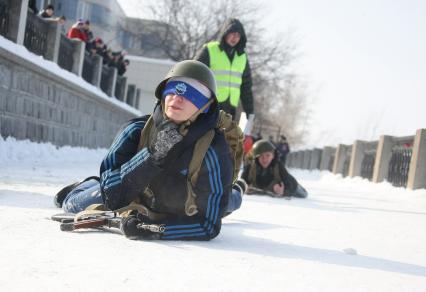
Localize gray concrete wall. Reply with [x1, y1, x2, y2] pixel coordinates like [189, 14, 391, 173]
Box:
[0, 46, 137, 148]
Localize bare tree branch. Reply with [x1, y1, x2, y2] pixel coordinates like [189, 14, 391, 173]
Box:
[144, 0, 311, 146]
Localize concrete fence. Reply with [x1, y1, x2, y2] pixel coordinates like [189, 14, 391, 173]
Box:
[0, 0, 139, 104]
[286, 129, 426, 190]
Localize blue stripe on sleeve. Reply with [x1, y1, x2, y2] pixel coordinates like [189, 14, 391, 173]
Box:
[120, 148, 150, 177]
[162, 232, 208, 240]
[208, 149, 224, 225]
[102, 121, 145, 170]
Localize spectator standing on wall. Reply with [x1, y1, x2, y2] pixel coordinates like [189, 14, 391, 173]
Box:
[102, 48, 114, 65]
[118, 59, 130, 76]
[276, 135, 290, 165]
[38, 4, 54, 18]
[83, 20, 94, 43]
[87, 37, 104, 56]
[67, 20, 88, 42]
[195, 18, 254, 121]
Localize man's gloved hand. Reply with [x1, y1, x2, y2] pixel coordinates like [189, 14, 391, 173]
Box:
[121, 215, 163, 240]
[149, 120, 183, 162]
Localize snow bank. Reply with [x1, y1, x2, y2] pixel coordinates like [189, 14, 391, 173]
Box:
[0, 135, 106, 165]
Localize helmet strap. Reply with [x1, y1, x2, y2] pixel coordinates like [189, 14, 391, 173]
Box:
[179, 99, 214, 136]
[160, 98, 214, 136]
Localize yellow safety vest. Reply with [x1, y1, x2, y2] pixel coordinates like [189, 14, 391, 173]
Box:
[207, 41, 247, 108]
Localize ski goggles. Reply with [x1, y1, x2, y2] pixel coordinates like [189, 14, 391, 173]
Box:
[162, 81, 211, 113]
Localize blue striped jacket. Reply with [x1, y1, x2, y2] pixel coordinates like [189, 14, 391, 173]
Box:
[100, 107, 232, 240]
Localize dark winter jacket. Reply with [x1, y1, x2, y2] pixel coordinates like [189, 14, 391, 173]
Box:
[99, 105, 232, 240]
[194, 18, 254, 117]
[242, 155, 299, 195]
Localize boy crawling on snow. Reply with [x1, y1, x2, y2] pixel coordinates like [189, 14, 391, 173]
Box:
[54, 60, 246, 240]
[242, 139, 308, 198]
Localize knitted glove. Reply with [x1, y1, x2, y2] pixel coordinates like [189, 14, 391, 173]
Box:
[149, 120, 183, 162]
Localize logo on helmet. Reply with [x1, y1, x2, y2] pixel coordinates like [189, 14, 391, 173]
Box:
[175, 83, 187, 95]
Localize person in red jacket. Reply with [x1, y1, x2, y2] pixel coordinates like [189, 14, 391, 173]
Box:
[67, 20, 87, 42]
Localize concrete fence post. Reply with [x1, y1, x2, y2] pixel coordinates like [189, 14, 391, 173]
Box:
[333, 144, 349, 175]
[9, 0, 29, 45]
[135, 88, 141, 108]
[372, 135, 393, 183]
[45, 23, 61, 64]
[407, 129, 426, 190]
[310, 148, 322, 170]
[319, 146, 335, 171]
[349, 140, 367, 177]
[108, 67, 117, 97]
[302, 150, 311, 169]
[71, 40, 85, 77]
[126, 84, 137, 106]
[121, 78, 129, 101]
[91, 55, 103, 87]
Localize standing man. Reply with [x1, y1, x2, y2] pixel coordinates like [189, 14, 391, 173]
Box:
[195, 18, 254, 121]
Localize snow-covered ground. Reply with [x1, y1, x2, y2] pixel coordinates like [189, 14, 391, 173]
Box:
[0, 136, 425, 291]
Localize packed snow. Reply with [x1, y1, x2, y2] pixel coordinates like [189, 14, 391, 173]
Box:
[0, 136, 425, 291]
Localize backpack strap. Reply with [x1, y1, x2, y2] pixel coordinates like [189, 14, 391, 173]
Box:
[248, 159, 257, 186]
[185, 129, 215, 216]
[136, 115, 154, 151]
[217, 110, 244, 183]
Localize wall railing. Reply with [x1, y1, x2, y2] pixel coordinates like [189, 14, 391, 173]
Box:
[286, 129, 426, 190]
[3, 0, 141, 110]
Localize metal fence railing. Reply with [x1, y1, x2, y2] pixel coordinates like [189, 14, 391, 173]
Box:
[387, 146, 413, 187]
[0, 0, 10, 39]
[360, 151, 376, 180]
[115, 75, 126, 101]
[126, 85, 135, 106]
[284, 130, 426, 190]
[3, 1, 141, 110]
[57, 34, 75, 72]
[100, 65, 114, 95]
[82, 52, 96, 84]
[24, 11, 49, 58]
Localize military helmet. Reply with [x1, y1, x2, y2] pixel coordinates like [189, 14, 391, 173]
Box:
[252, 139, 276, 158]
[155, 60, 217, 100]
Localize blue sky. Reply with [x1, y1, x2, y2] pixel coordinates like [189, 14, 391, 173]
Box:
[118, 0, 426, 148]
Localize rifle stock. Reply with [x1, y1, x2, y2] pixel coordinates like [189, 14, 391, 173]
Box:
[60, 217, 121, 232]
